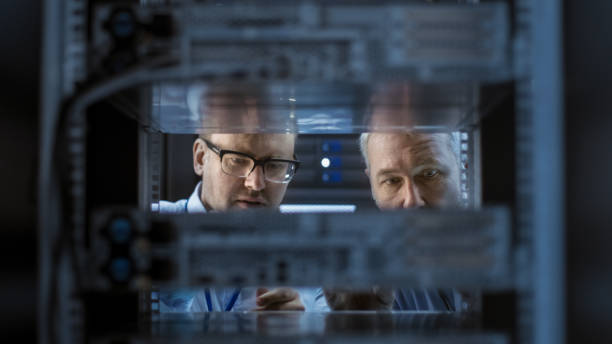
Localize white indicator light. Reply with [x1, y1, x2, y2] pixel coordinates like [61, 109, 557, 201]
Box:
[321, 157, 331, 168]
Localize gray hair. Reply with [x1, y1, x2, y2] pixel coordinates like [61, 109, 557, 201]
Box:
[359, 133, 371, 169]
[359, 132, 460, 169]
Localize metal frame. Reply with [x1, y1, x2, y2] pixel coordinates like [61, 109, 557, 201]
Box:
[39, 0, 67, 342]
[38, 1, 565, 343]
[531, 1, 565, 343]
[514, 0, 565, 343]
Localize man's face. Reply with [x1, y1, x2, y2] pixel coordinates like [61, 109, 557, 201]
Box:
[366, 133, 460, 210]
[193, 133, 296, 211]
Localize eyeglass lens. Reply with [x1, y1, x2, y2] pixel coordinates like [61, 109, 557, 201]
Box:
[220, 153, 295, 182]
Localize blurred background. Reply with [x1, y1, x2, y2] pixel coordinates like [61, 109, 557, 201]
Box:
[0, 0, 40, 341]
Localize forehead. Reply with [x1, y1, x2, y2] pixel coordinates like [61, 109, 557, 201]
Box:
[367, 133, 454, 170]
[210, 133, 296, 158]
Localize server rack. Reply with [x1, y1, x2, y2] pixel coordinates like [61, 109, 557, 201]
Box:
[38, 1, 564, 343]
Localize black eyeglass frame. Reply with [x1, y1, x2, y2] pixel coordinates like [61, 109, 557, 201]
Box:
[202, 138, 301, 183]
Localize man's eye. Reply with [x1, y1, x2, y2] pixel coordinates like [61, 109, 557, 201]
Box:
[421, 169, 440, 178]
[382, 177, 402, 185]
[230, 157, 249, 165]
[267, 162, 285, 171]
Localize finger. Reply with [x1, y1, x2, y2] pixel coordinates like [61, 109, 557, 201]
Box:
[323, 289, 391, 310]
[256, 288, 298, 307]
[255, 298, 305, 311]
[372, 286, 394, 307]
[256, 287, 269, 297]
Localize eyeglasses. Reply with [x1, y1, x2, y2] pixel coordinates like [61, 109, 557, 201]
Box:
[203, 139, 300, 184]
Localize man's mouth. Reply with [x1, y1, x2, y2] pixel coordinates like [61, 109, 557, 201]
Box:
[234, 199, 267, 208]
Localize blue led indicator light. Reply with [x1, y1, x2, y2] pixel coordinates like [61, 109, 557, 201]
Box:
[322, 140, 342, 153]
[322, 171, 342, 183]
[109, 218, 131, 244]
[110, 258, 131, 282]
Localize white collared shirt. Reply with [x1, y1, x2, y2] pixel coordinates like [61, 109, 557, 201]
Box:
[156, 182, 329, 312]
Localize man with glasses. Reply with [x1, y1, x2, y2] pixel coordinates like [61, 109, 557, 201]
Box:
[194, 134, 299, 211]
[158, 132, 328, 312]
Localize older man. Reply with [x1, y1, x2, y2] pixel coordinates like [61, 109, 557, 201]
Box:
[158, 132, 328, 312]
[325, 131, 463, 311]
[361, 132, 460, 209]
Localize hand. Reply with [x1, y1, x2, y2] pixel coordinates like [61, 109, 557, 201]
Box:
[254, 287, 305, 311]
[324, 286, 394, 310]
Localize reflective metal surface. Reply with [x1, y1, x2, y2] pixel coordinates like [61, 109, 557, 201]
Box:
[152, 82, 478, 134]
[142, 311, 507, 343]
[88, 208, 512, 291]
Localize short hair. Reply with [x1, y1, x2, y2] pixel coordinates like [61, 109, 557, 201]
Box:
[197, 133, 298, 157]
[358, 132, 371, 169]
[359, 132, 460, 170]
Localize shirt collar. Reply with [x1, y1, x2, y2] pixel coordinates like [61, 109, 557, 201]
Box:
[187, 182, 207, 213]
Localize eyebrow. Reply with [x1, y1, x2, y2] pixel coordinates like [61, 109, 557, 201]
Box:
[413, 157, 446, 168]
[375, 169, 401, 178]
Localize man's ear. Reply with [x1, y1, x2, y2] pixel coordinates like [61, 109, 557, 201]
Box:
[364, 168, 370, 178]
[193, 138, 206, 176]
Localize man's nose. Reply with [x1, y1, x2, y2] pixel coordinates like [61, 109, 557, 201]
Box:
[401, 178, 425, 208]
[245, 165, 266, 191]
